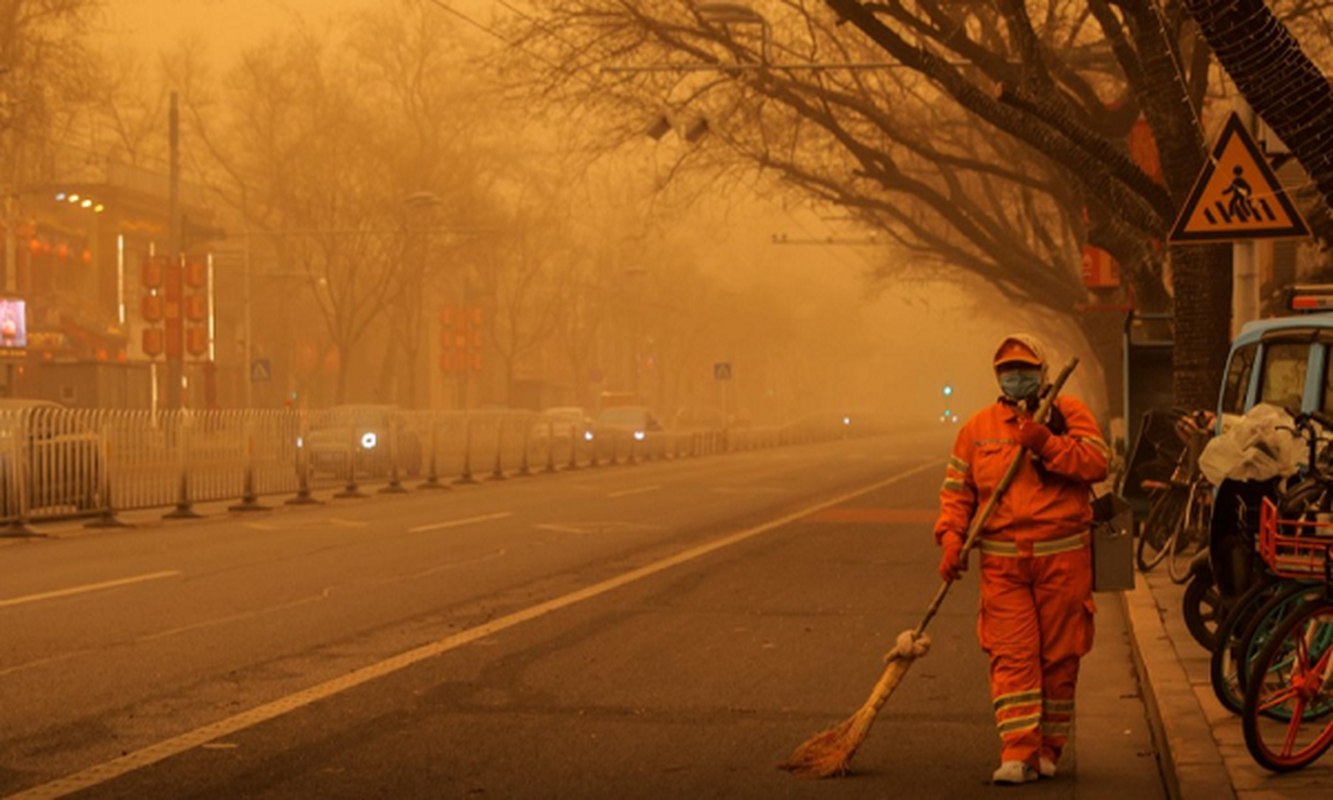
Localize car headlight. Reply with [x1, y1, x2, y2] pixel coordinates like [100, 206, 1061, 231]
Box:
[361, 432, 378, 450]
[634, 430, 645, 441]
[843, 416, 851, 426]
[584, 431, 594, 441]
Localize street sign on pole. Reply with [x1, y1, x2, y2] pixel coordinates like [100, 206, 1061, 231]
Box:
[714, 362, 732, 381]
[250, 358, 272, 383]
[1168, 113, 1311, 243]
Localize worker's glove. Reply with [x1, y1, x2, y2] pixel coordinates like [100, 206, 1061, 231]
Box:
[1016, 417, 1052, 452]
[938, 533, 967, 582]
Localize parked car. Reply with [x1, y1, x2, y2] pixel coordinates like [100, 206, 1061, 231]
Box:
[0, 398, 102, 516]
[530, 406, 594, 444]
[590, 405, 662, 443]
[670, 404, 730, 432]
[304, 405, 421, 478]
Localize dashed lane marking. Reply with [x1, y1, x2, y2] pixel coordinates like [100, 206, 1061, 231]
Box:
[8, 460, 939, 800]
[0, 571, 183, 610]
[245, 518, 368, 531]
[606, 484, 662, 498]
[407, 512, 514, 534]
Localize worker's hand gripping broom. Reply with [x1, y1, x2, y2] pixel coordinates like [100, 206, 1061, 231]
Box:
[778, 358, 1080, 779]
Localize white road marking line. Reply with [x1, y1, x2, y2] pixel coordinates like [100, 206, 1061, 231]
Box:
[246, 518, 369, 532]
[534, 522, 655, 536]
[0, 571, 182, 610]
[408, 512, 514, 534]
[9, 461, 939, 800]
[606, 484, 662, 498]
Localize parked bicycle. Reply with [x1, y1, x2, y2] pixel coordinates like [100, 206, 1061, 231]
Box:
[1208, 411, 1333, 717]
[1239, 498, 1333, 772]
[1137, 409, 1215, 584]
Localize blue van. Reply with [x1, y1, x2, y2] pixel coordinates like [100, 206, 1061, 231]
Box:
[1209, 286, 1333, 601]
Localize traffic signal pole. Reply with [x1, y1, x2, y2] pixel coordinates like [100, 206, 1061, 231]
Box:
[166, 92, 183, 410]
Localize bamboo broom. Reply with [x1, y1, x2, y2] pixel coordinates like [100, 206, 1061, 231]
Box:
[778, 357, 1079, 779]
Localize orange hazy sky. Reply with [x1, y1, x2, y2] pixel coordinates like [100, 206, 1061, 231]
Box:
[103, 0, 497, 62]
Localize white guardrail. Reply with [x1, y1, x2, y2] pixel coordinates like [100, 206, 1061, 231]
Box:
[0, 407, 877, 532]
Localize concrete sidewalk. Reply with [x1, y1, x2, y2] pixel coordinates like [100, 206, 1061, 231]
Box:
[1124, 569, 1333, 799]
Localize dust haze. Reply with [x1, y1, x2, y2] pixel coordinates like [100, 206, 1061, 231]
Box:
[74, 0, 1108, 432]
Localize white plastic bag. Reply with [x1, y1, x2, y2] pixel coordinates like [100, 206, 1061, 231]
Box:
[1198, 403, 1303, 484]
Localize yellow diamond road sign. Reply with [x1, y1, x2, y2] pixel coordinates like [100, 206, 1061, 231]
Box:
[1168, 112, 1310, 244]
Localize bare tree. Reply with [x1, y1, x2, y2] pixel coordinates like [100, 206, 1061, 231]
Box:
[500, 0, 1279, 408]
[197, 27, 409, 404]
[1, 0, 106, 289]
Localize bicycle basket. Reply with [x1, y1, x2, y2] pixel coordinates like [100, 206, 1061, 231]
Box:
[1257, 497, 1333, 581]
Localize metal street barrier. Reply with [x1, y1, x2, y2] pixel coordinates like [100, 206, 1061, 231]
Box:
[0, 407, 877, 528]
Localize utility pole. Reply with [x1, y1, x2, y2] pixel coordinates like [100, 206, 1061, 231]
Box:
[167, 92, 183, 409]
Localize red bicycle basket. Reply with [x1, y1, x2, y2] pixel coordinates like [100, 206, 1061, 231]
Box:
[1258, 497, 1333, 580]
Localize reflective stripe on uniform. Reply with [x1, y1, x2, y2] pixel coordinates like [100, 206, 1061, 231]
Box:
[1077, 435, 1112, 459]
[997, 713, 1042, 735]
[941, 478, 967, 493]
[949, 455, 969, 473]
[977, 531, 1089, 557]
[993, 690, 1042, 711]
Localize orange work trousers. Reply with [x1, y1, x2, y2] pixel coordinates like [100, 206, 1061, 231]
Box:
[977, 542, 1095, 767]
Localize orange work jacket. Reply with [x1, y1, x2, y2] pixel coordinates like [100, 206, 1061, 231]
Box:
[935, 395, 1110, 547]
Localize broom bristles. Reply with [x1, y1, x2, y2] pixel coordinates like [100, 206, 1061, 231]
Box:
[777, 707, 873, 778]
[778, 631, 928, 779]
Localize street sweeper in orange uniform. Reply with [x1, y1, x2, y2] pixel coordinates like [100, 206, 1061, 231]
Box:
[935, 334, 1110, 785]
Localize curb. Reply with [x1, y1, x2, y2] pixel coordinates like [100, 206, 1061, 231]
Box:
[1121, 577, 1237, 800]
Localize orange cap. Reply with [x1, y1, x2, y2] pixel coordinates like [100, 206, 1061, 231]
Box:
[993, 338, 1041, 368]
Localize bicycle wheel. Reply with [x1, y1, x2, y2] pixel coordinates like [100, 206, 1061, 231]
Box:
[1183, 562, 1224, 651]
[1137, 488, 1186, 572]
[1241, 596, 1333, 772]
[1234, 581, 1325, 706]
[1167, 484, 1210, 584]
[1211, 578, 1284, 714]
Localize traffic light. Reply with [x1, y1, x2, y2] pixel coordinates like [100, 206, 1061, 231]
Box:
[140, 255, 209, 362]
[439, 304, 484, 374]
[142, 327, 163, 358]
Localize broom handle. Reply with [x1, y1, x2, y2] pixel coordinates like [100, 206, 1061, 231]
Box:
[911, 357, 1079, 639]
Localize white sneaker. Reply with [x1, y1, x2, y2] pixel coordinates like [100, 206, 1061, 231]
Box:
[1038, 757, 1057, 778]
[992, 761, 1038, 784]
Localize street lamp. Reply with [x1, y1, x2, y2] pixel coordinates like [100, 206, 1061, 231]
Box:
[404, 191, 445, 410]
[624, 266, 648, 398]
[695, 2, 771, 64]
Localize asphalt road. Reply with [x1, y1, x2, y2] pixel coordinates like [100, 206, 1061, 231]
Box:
[0, 427, 1158, 799]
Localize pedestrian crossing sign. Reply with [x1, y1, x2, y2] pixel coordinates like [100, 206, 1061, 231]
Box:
[1168, 113, 1310, 244]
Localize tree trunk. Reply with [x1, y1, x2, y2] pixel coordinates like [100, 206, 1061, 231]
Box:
[1169, 243, 1232, 409]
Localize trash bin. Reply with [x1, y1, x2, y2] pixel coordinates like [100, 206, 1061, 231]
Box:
[1092, 493, 1135, 592]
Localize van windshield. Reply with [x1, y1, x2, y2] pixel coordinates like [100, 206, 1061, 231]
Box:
[1259, 342, 1309, 412]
